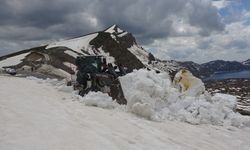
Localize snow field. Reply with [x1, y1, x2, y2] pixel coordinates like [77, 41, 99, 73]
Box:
[1, 75, 250, 150]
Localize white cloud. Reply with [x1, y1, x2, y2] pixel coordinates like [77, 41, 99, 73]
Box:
[212, 0, 231, 9]
[146, 19, 250, 63]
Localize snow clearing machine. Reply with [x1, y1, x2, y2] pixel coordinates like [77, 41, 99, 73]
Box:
[75, 56, 127, 104]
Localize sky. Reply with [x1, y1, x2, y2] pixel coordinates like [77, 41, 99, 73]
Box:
[0, 0, 249, 64]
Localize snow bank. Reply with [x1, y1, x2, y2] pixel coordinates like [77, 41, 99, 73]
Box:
[120, 69, 250, 127]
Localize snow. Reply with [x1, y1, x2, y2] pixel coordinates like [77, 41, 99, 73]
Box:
[118, 32, 128, 37]
[79, 91, 117, 109]
[46, 33, 98, 54]
[63, 62, 77, 69]
[37, 64, 71, 79]
[0, 52, 29, 68]
[0, 76, 250, 150]
[105, 25, 124, 34]
[98, 47, 115, 63]
[119, 69, 250, 127]
[127, 45, 149, 65]
[64, 50, 79, 58]
[1, 75, 250, 150]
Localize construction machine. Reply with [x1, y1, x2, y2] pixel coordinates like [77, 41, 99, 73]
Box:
[75, 56, 127, 104]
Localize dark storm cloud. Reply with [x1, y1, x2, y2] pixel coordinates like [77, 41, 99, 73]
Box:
[0, 0, 224, 55]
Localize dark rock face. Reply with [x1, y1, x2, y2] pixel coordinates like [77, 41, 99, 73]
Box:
[89, 32, 145, 71]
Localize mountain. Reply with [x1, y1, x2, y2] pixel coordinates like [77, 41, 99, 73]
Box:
[172, 60, 250, 79]
[243, 59, 250, 66]
[0, 25, 174, 79]
[0, 24, 249, 80]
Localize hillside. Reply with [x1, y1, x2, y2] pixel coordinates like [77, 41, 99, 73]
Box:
[176, 60, 250, 79]
[0, 25, 169, 79]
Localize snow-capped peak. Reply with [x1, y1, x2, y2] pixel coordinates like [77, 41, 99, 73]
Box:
[105, 24, 124, 34]
[242, 59, 250, 65]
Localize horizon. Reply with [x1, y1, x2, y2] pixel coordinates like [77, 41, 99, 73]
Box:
[0, 0, 250, 63]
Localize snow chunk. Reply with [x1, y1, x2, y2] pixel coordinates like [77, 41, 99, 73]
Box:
[0, 52, 29, 68]
[79, 91, 117, 109]
[46, 33, 98, 54]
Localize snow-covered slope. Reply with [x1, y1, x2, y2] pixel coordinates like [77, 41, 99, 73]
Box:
[1, 75, 250, 150]
[243, 59, 250, 66]
[0, 52, 30, 68]
[46, 33, 98, 55]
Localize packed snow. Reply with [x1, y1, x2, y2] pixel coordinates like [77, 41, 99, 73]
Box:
[1, 75, 250, 150]
[46, 33, 98, 54]
[0, 52, 30, 68]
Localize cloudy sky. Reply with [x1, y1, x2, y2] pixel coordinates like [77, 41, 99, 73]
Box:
[0, 0, 249, 63]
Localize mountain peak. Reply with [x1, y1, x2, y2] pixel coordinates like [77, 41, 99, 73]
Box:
[243, 59, 250, 65]
[104, 24, 124, 34]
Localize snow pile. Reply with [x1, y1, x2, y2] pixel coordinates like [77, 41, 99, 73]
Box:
[120, 69, 250, 127]
[78, 91, 117, 109]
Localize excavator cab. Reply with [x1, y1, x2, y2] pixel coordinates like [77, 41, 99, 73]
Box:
[75, 56, 127, 104]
